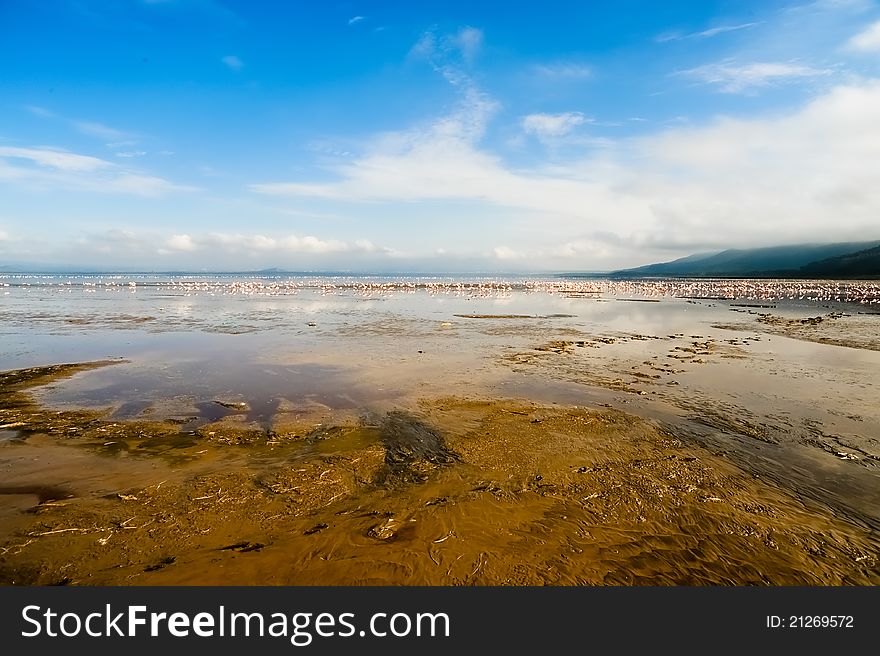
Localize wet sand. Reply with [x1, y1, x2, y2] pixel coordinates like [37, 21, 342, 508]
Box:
[0, 361, 877, 585]
[1, 280, 879, 585]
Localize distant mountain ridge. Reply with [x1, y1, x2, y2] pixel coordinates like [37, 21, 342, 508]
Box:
[800, 245, 880, 277]
[613, 241, 880, 279]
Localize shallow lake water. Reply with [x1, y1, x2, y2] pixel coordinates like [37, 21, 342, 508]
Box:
[1, 274, 878, 584]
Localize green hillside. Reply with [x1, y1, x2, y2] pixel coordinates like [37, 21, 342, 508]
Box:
[613, 241, 880, 278]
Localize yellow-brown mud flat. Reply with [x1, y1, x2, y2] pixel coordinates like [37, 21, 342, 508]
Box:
[714, 310, 880, 351]
[0, 364, 877, 586]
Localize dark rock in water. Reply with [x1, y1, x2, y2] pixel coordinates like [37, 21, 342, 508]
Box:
[213, 399, 250, 412]
[373, 411, 460, 486]
[380, 411, 459, 466]
[221, 541, 250, 551]
[0, 484, 73, 504]
[220, 541, 264, 552]
[304, 523, 329, 535]
[144, 556, 176, 572]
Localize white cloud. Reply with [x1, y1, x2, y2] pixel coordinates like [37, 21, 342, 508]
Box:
[24, 105, 55, 118]
[0, 146, 193, 196]
[846, 20, 880, 51]
[654, 32, 684, 43]
[116, 151, 147, 158]
[46, 229, 394, 269]
[26, 105, 138, 143]
[492, 246, 519, 260]
[0, 146, 111, 172]
[74, 120, 130, 140]
[409, 32, 436, 59]
[410, 26, 483, 68]
[166, 234, 197, 252]
[62, 229, 383, 263]
[678, 60, 834, 93]
[656, 22, 759, 42]
[811, 0, 873, 11]
[531, 62, 592, 79]
[251, 86, 500, 201]
[348, 16, 364, 25]
[67, 229, 158, 259]
[552, 239, 610, 259]
[695, 22, 760, 38]
[106, 173, 191, 196]
[452, 26, 483, 63]
[157, 232, 382, 256]
[222, 55, 243, 71]
[249, 79, 880, 264]
[522, 112, 589, 138]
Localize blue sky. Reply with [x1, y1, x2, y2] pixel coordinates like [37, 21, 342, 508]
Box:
[2, 0, 880, 271]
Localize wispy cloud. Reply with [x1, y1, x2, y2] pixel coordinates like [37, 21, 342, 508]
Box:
[48, 228, 392, 268]
[0, 146, 193, 196]
[810, 0, 874, 11]
[24, 106, 138, 143]
[696, 22, 761, 38]
[249, 78, 880, 264]
[677, 60, 834, 93]
[522, 112, 589, 138]
[165, 234, 197, 252]
[845, 19, 880, 52]
[0, 146, 111, 173]
[531, 61, 592, 79]
[251, 83, 500, 201]
[207, 233, 371, 254]
[221, 55, 243, 71]
[158, 232, 385, 256]
[348, 15, 365, 26]
[453, 26, 483, 63]
[24, 105, 56, 118]
[410, 26, 484, 72]
[656, 22, 760, 42]
[492, 246, 520, 260]
[74, 120, 131, 140]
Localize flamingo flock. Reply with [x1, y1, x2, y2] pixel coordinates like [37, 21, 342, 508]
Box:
[1, 274, 878, 305]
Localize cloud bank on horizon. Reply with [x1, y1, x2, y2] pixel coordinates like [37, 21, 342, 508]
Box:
[1, 0, 880, 271]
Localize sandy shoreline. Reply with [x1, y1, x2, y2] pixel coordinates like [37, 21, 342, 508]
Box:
[1, 283, 879, 585]
[0, 359, 878, 585]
